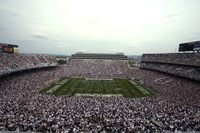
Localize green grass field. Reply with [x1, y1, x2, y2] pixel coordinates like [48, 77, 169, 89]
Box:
[40, 78, 157, 98]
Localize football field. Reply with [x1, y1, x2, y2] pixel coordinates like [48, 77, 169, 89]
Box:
[40, 78, 157, 98]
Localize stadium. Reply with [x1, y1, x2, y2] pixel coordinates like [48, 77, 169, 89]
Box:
[0, 41, 200, 132]
[1, 1, 200, 132]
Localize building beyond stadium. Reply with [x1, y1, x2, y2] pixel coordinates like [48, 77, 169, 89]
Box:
[71, 52, 128, 60]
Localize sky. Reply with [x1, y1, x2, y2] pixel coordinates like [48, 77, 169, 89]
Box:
[0, 0, 200, 55]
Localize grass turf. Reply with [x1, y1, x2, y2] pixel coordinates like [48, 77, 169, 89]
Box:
[40, 78, 157, 98]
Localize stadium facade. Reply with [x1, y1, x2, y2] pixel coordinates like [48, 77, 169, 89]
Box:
[71, 52, 128, 60]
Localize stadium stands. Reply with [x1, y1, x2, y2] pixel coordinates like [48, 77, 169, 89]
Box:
[0, 52, 200, 132]
[141, 53, 200, 81]
[68, 59, 129, 78]
[141, 53, 200, 67]
[0, 68, 200, 132]
[62, 53, 130, 78]
[0, 53, 57, 77]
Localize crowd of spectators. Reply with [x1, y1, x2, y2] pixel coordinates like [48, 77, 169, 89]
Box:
[0, 53, 200, 132]
[67, 59, 130, 78]
[0, 53, 57, 76]
[140, 62, 200, 81]
[0, 66, 200, 132]
[141, 53, 200, 81]
[141, 53, 200, 67]
[129, 69, 200, 107]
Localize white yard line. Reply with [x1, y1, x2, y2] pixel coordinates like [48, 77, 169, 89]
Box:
[85, 78, 113, 81]
[75, 94, 123, 97]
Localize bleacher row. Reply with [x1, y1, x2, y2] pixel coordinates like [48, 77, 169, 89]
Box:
[142, 53, 200, 67]
[0, 53, 57, 76]
[141, 53, 200, 81]
[68, 59, 129, 78]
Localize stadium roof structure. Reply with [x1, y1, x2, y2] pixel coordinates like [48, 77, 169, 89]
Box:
[71, 53, 128, 60]
[0, 43, 18, 47]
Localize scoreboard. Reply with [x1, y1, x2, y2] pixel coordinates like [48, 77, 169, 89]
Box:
[179, 41, 200, 52]
[3, 46, 14, 53]
[0, 43, 18, 53]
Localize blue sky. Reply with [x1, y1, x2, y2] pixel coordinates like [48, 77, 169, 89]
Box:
[0, 0, 200, 55]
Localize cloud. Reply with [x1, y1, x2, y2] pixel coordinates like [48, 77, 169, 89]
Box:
[31, 32, 49, 40]
[187, 32, 200, 41]
[0, 26, 5, 31]
[164, 14, 180, 18]
[76, 49, 87, 53]
[191, 32, 200, 36]
[56, 44, 69, 48]
[0, 5, 19, 17]
[1, 0, 200, 55]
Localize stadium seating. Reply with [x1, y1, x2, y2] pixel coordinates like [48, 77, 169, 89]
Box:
[142, 53, 200, 67]
[141, 53, 200, 81]
[1, 53, 200, 132]
[0, 67, 200, 132]
[0, 53, 57, 76]
[68, 59, 129, 78]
